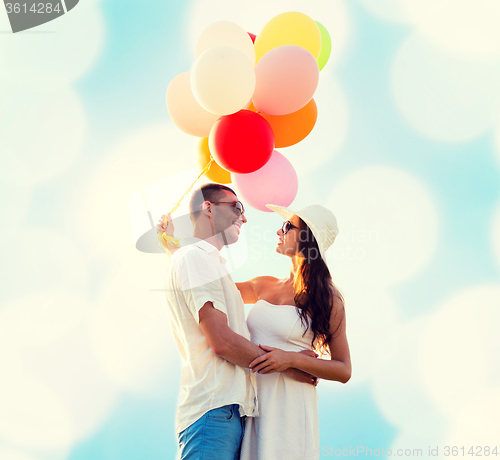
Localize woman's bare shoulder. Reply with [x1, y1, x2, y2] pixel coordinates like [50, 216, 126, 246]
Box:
[250, 275, 280, 286]
[236, 276, 281, 304]
[248, 276, 280, 294]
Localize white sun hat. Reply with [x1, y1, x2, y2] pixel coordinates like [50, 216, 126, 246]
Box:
[266, 204, 339, 262]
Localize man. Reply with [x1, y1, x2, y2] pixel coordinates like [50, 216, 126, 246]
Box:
[164, 183, 314, 460]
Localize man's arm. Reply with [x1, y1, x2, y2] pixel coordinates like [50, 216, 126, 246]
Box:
[199, 301, 266, 368]
[199, 302, 317, 385]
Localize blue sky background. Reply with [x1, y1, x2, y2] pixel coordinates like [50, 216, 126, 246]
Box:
[1, 0, 500, 459]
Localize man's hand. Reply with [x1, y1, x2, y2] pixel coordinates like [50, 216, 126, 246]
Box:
[284, 368, 317, 386]
[157, 213, 180, 253]
[290, 349, 320, 386]
[249, 345, 292, 374]
[248, 346, 319, 372]
[157, 213, 174, 236]
[299, 349, 319, 359]
[249, 345, 320, 386]
[297, 349, 320, 386]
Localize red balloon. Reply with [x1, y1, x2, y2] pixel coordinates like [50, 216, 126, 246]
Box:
[248, 32, 257, 43]
[209, 110, 275, 174]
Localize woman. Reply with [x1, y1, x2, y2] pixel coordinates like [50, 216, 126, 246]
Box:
[158, 202, 351, 460]
[237, 204, 351, 460]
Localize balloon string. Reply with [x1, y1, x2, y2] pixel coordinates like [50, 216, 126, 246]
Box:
[157, 157, 214, 256]
[169, 157, 213, 215]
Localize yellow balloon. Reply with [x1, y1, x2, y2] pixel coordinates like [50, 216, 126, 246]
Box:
[196, 137, 231, 184]
[254, 12, 321, 62]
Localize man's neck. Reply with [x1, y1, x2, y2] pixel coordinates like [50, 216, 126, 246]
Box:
[193, 229, 224, 251]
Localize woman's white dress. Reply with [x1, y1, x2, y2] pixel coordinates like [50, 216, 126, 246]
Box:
[240, 299, 319, 460]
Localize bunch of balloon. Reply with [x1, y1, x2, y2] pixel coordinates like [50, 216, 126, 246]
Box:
[165, 12, 332, 211]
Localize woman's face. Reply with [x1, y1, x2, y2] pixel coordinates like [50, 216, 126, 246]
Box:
[275, 214, 301, 257]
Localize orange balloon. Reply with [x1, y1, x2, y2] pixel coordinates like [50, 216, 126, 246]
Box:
[196, 137, 232, 184]
[247, 99, 317, 148]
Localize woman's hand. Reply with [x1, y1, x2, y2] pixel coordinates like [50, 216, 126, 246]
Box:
[249, 345, 293, 374]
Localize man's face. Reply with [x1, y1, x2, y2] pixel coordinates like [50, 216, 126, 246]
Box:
[208, 191, 247, 244]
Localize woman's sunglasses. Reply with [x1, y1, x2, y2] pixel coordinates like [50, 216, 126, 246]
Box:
[209, 201, 245, 216]
[282, 220, 299, 234]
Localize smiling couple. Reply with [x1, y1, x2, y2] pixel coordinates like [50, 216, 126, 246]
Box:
[161, 183, 351, 460]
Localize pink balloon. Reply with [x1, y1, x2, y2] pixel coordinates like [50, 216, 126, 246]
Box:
[253, 45, 319, 115]
[233, 150, 298, 212]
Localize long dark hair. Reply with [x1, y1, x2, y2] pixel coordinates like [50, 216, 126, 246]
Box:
[293, 218, 345, 355]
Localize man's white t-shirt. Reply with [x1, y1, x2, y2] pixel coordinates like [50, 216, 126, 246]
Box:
[165, 238, 258, 434]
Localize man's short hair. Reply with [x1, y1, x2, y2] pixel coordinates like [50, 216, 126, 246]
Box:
[189, 183, 236, 221]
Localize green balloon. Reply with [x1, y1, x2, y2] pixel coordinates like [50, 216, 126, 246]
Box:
[315, 21, 332, 71]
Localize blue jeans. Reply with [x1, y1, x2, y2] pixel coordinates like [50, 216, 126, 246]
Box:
[178, 404, 245, 460]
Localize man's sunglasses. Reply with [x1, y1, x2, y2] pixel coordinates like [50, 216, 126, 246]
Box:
[282, 220, 299, 234]
[209, 201, 245, 216]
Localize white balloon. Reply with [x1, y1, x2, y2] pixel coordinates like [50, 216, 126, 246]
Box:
[188, 0, 350, 69]
[196, 21, 256, 65]
[191, 46, 256, 115]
